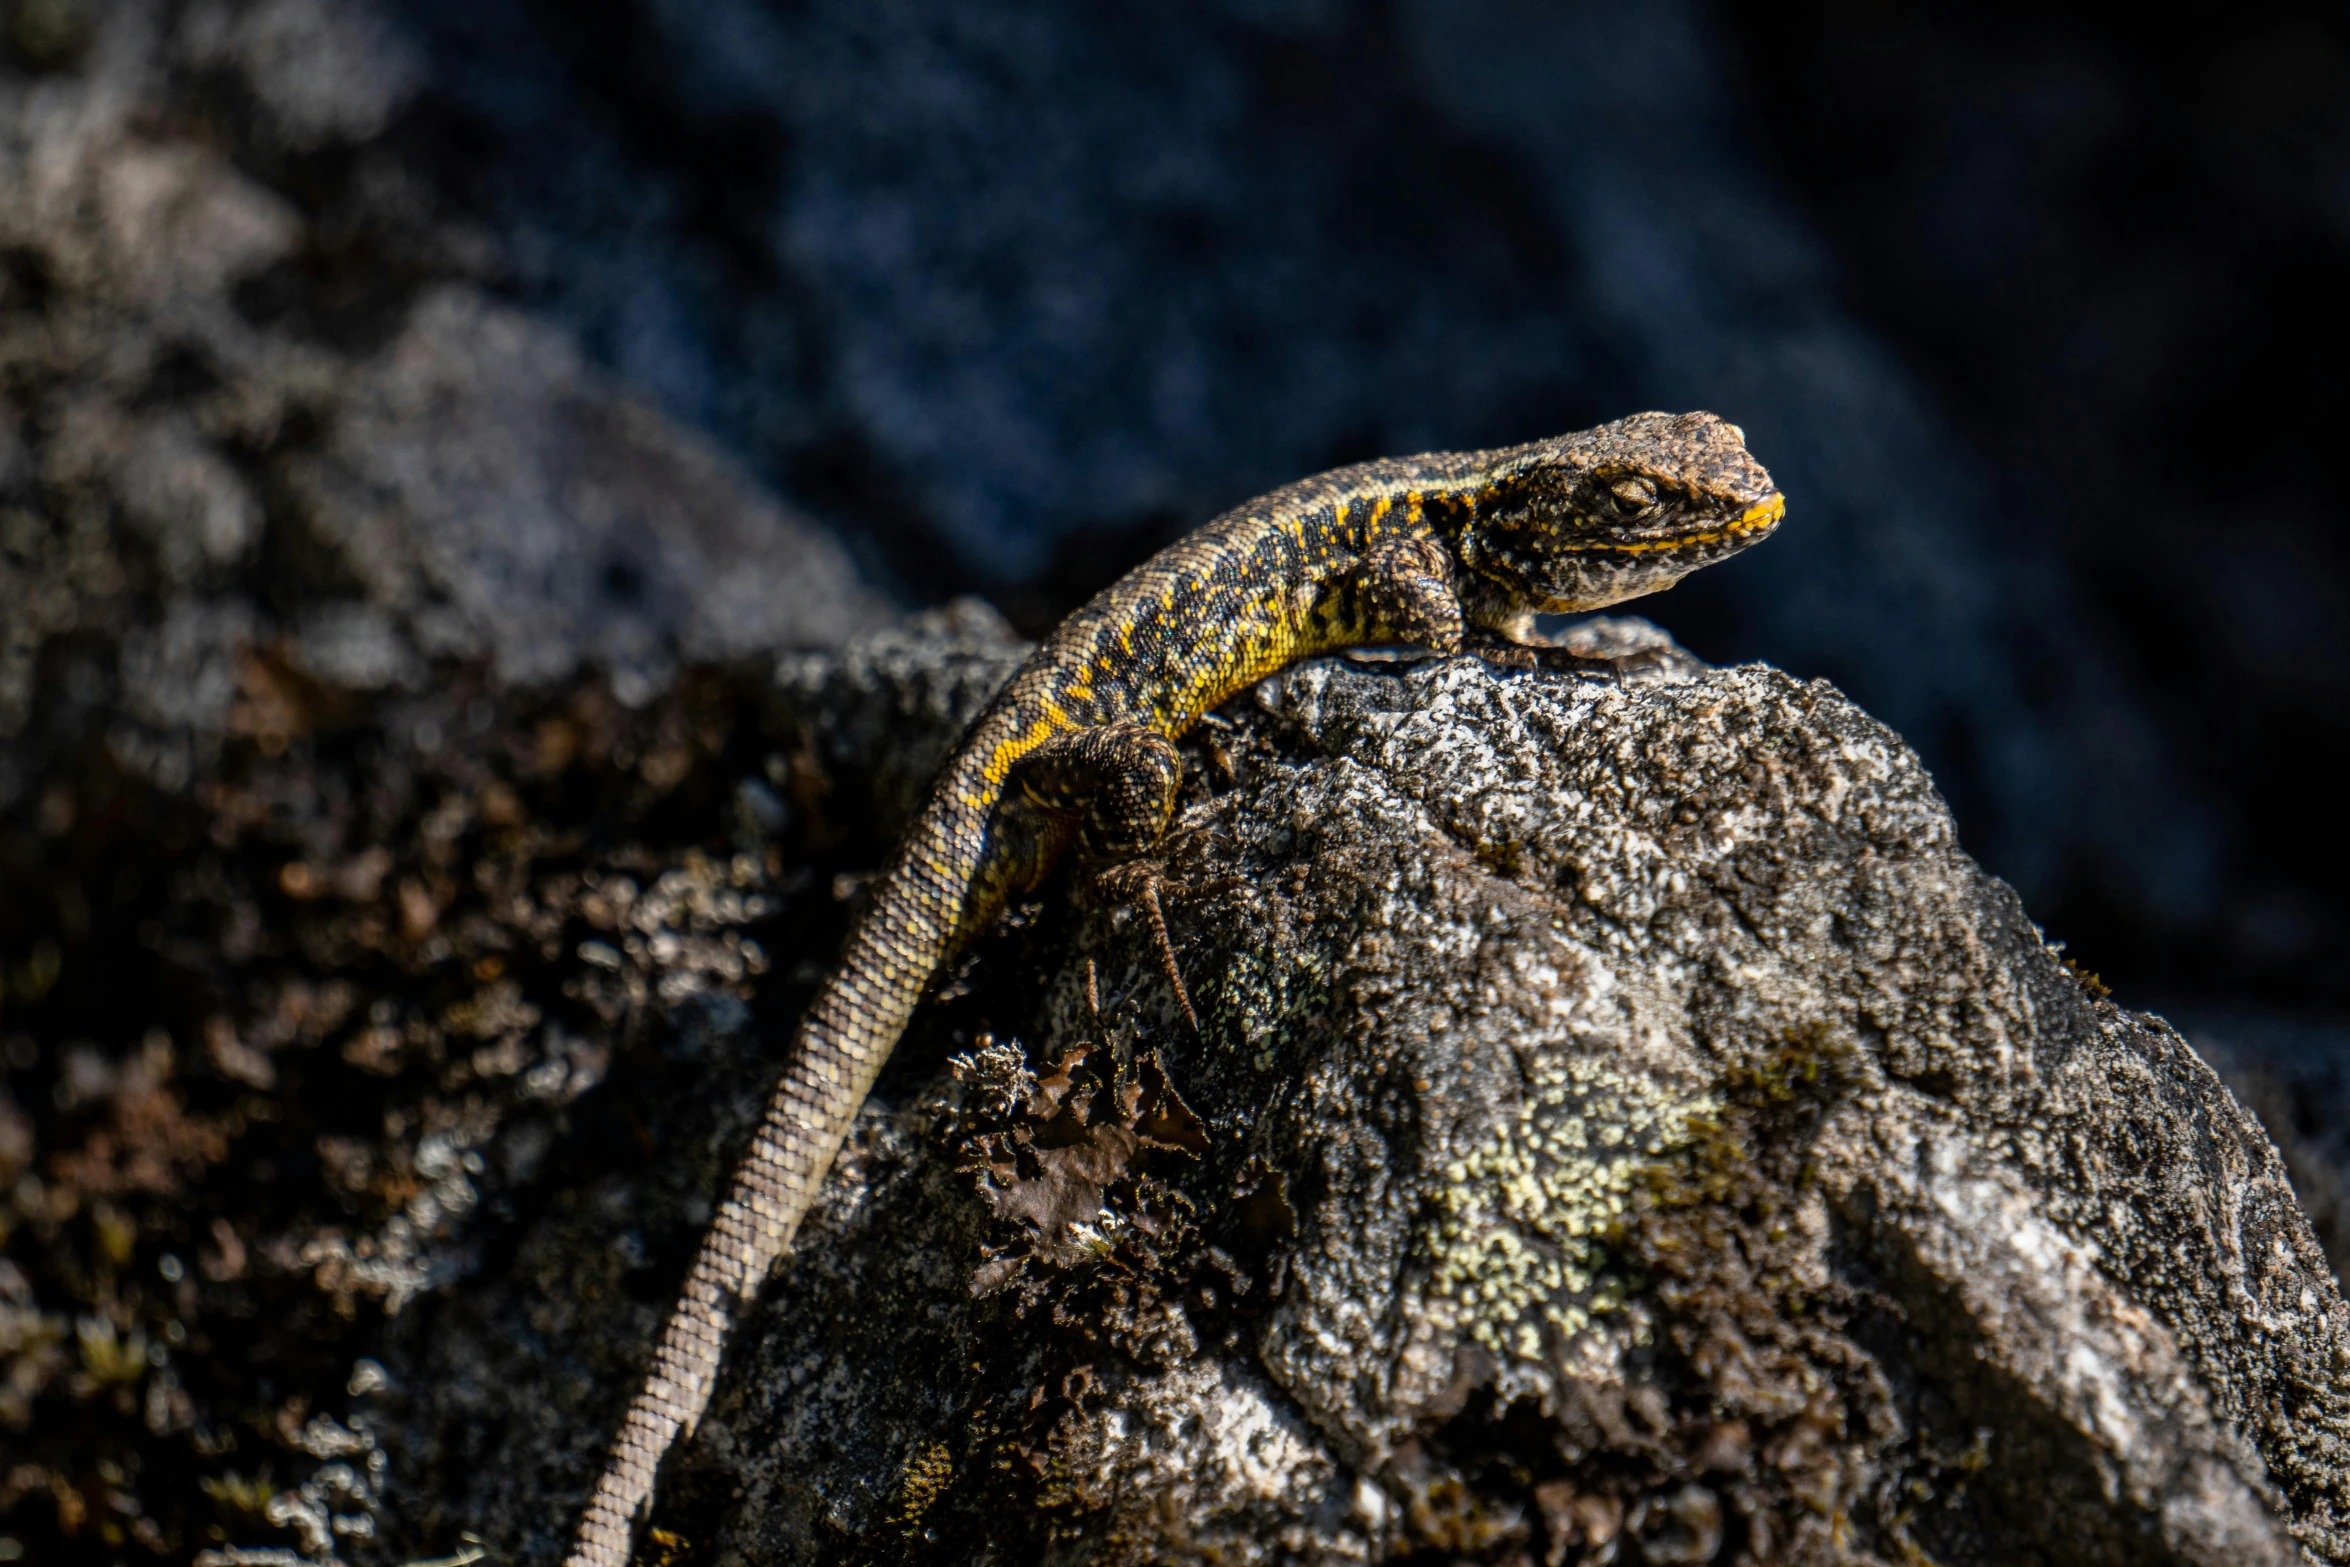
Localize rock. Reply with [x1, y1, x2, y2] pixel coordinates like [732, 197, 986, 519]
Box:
[279, 285, 890, 699]
[378, 620, 2350, 1567]
[180, 0, 425, 152]
[0, 0, 888, 814]
[2176, 1014, 2350, 1294]
[7, 571, 2344, 1561]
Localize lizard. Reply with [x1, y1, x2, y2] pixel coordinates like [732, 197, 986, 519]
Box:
[563, 409, 1782, 1567]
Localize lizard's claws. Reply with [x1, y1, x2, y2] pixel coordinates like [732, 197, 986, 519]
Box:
[1096, 860, 1199, 1031]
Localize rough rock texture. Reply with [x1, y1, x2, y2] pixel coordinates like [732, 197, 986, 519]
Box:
[7, 556, 2348, 1562]
[371, 621, 2350, 1567]
[0, 0, 884, 811]
[2190, 1016, 2350, 1285]
[0, 5, 884, 1558]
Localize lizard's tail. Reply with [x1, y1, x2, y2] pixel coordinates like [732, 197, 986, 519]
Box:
[565, 1175, 776, 1567]
[563, 858, 955, 1567]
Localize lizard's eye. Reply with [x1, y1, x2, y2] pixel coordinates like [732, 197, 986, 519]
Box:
[1607, 475, 1658, 513]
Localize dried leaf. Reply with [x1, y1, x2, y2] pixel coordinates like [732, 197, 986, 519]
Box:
[1027, 1042, 1095, 1119]
[992, 1121, 1138, 1232]
[1133, 1050, 1206, 1155]
[1235, 1156, 1296, 1243]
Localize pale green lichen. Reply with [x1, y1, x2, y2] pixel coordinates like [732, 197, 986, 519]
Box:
[1428, 1041, 1714, 1356]
[1200, 941, 1330, 1072]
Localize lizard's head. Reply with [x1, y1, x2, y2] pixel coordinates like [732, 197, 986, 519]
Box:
[1451, 410, 1782, 622]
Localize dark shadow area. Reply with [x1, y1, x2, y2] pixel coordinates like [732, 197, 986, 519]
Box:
[1716, 0, 2350, 1018]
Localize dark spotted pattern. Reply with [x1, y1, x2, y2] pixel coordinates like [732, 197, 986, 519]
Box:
[566, 411, 1780, 1567]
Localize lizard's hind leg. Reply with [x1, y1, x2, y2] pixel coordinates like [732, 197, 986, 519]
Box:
[1095, 861, 1197, 1029]
[1005, 720, 1184, 860]
[998, 722, 1197, 1026]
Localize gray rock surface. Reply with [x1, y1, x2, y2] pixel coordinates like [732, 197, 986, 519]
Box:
[382, 619, 2350, 1567]
[0, 0, 885, 808]
[2188, 1015, 2350, 1285]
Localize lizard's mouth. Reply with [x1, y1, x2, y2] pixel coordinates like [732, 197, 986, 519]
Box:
[1582, 491, 1785, 557]
[1682, 491, 1784, 547]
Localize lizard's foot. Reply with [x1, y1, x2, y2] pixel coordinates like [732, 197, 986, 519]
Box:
[1462, 625, 1541, 671]
[1095, 859, 1198, 1031]
[1006, 721, 1184, 860]
[1462, 625, 1625, 682]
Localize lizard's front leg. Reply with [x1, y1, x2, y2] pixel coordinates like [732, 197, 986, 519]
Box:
[1352, 535, 1596, 678]
[1445, 557, 1618, 674]
[1354, 532, 1466, 653]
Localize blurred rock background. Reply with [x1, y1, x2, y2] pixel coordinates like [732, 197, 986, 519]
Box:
[1, 0, 2347, 1560]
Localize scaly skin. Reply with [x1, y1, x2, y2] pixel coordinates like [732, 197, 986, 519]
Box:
[564, 411, 1782, 1567]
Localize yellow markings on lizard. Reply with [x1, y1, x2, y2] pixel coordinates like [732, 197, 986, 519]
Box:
[1589, 491, 1784, 555]
[977, 705, 1078, 789]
